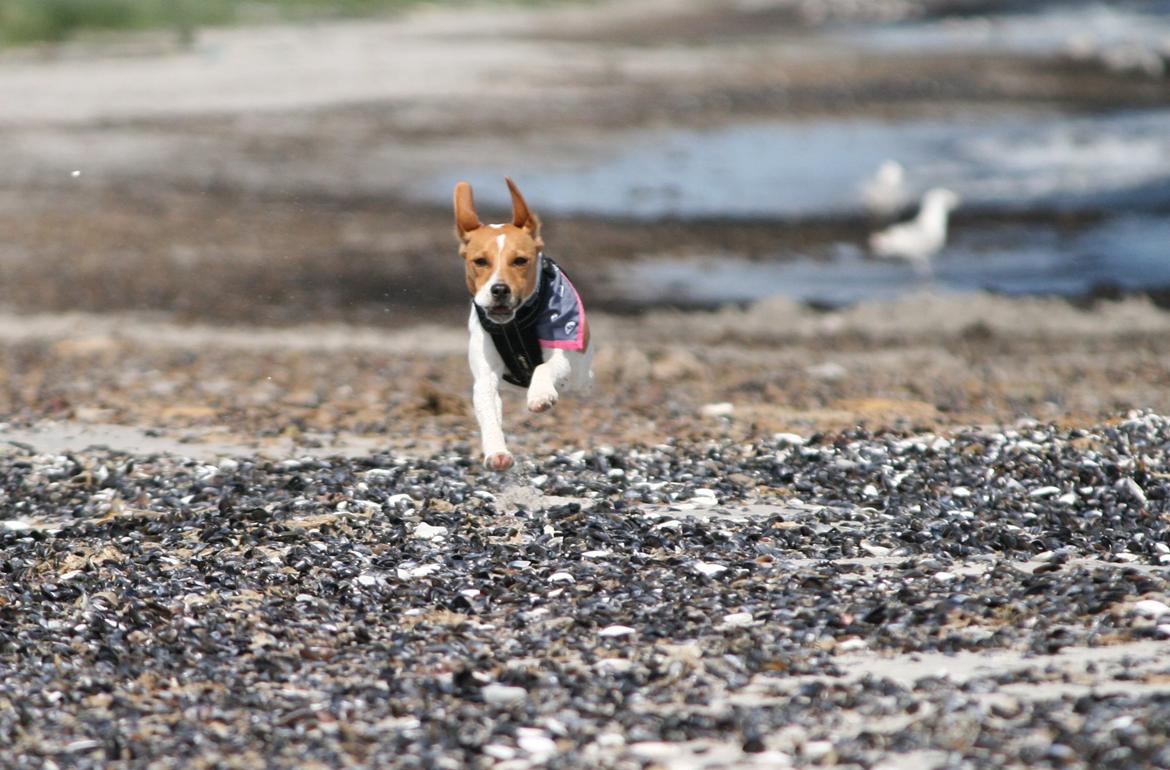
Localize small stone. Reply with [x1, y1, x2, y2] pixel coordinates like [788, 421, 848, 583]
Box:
[700, 402, 735, 418]
[1115, 477, 1148, 507]
[482, 745, 516, 760]
[1029, 486, 1061, 499]
[599, 625, 636, 637]
[384, 493, 415, 508]
[597, 733, 625, 749]
[773, 433, 806, 446]
[413, 522, 448, 540]
[693, 562, 727, 577]
[548, 571, 575, 584]
[806, 361, 847, 381]
[860, 542, 891, 557]
[836, 638, 867, 652]
[803, 741, 835, 764]
[482, 684, 527, 706]
[516, 730, 557, 757]
[691, 489, 719, 507]
[1133, 599, 1170, 618]
[595, 658, 634, 672]
[720, 612, 755, 628]
[397, 563, 441, 580]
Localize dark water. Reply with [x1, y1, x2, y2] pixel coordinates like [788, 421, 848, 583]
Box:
[616, 215, 1170, 307]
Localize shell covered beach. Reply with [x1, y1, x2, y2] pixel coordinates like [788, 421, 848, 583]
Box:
[3, 1, 1170, 768]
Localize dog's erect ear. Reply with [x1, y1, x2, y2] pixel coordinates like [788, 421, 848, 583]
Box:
[454, 181, 481, 242]
[506, 177, 541, 242]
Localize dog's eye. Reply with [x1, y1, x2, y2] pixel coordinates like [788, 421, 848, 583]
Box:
[473, 257, 490, 267]
[512, 257, 529, 266]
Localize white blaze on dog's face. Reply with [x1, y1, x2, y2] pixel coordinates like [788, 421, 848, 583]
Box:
[454, 177, 543, 324]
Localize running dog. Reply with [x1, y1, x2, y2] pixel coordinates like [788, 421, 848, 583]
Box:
[454, 177, 593, 471]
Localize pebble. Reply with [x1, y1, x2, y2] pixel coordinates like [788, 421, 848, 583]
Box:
[806, 361, 847, 381]
[483, 745, 516, 760]
[516, 730, 557, 757]
[700, 402, 735, 418]
[482, 684, 528, 706]
[773, 432, 806, 446]
[412, 522, 448, 540]
[384, 493, 415, 508]
[595, 658, 634, 673]
[598, 625, 637, 637]
[803, 741, 836, 763]
[397, 563, 441, 580]
[1115, 477, 1148, 507]
[548, 571, 575, 584]
[720, 612, 756, 628]
[2, 413, 1169, 769]
[1133, 599, 1170, 618]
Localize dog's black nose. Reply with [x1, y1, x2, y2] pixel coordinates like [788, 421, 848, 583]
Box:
[490, 283, 510, 299]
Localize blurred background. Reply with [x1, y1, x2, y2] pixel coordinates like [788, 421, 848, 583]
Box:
[0, 0, 1168, 325]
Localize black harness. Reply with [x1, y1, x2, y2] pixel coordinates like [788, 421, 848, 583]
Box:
[474, 255, 559, 388]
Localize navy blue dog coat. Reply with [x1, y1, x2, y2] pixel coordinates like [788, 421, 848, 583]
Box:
[474, 255, 586, 388]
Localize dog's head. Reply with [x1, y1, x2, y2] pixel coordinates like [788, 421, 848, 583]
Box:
[454, 177, 543, 324]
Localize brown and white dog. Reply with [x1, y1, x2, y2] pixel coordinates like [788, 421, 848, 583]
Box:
[455, 177, 593, 471]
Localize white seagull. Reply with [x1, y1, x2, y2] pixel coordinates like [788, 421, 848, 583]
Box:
[868, 188, 960, 273]
[860, 160, 908, 218]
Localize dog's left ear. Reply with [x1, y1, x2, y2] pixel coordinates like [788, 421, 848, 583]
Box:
[506, 177, 542, 244]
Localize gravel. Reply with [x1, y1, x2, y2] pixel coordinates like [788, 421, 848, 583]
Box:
[2, 412, 1170, 768]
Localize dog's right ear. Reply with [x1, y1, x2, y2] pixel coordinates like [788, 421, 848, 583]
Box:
[454, 181, 482, 242]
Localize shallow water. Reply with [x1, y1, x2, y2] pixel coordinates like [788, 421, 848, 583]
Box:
[445, 108, 1170, 220]
[611, 214, 1170, 307]
[843, 2, 1170, 57]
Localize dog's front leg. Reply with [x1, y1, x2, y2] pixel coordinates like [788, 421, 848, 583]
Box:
[469, 312, 513, 471]
[473, 376, 512, 471]
[528, 349, 572, 413]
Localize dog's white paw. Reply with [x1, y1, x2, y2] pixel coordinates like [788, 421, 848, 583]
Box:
[527, 386, 558, 413]
[484, 451, 514, 472]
